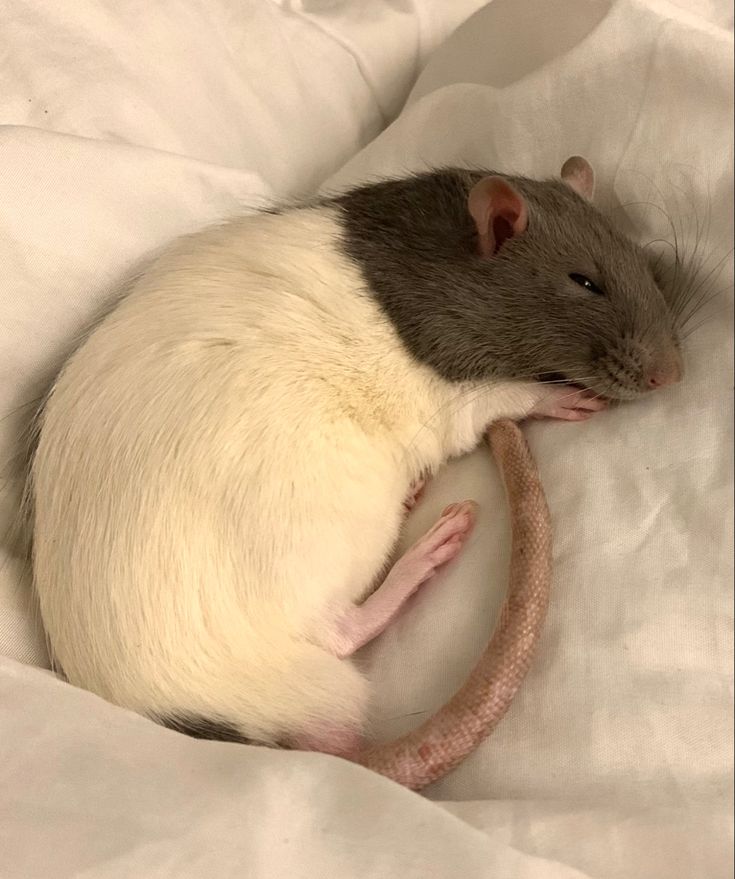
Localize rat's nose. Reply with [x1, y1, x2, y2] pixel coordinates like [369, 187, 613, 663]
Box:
[646, 354, 683, 389]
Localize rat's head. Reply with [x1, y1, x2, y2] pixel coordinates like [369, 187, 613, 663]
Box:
[466, 157, 683, 400]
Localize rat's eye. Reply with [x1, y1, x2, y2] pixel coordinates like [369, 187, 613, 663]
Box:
[569, 273, 604, 295]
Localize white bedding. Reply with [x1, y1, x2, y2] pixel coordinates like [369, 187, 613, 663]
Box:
[1, 2, 733, 877]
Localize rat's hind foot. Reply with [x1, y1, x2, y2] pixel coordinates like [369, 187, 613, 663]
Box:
[389, 500, 476, 584]
[327, 500, 477, 659]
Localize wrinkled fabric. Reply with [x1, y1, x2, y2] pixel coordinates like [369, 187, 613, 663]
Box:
[0, 0, 486, 194]
[1, 1, 732, 877]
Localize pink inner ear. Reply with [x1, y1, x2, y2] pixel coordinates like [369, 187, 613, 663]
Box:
[492, 214, 515, 251]
[468, 177, 528, 258]
[560, 155, 595, 201]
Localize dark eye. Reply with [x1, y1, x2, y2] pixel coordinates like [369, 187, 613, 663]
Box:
[569, 273, 604, 295]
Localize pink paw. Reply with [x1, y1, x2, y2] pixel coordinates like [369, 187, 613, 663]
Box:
[393, 500, 477, 586]
[530, 386, 608, 421]
[324, 500, 478, 658]
[403, 476, 427, 513]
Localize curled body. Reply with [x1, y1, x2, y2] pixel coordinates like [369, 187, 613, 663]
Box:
[29, 158, 683, 774]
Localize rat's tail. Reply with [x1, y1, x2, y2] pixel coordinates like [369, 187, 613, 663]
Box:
[355, 419, 552, 791]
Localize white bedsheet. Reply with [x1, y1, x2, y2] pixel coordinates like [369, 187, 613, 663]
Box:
[1, 2, 733, 877]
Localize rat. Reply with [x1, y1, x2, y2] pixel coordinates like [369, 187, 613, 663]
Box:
[26, 156, 683, 786]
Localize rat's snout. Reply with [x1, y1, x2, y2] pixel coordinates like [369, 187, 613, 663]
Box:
[646, 349, 683, 391]
[596, 339, 683, 400]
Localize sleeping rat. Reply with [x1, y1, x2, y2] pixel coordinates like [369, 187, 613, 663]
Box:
[27, 157, 682, 779]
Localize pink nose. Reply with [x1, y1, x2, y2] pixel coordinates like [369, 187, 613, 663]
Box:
[647, 362, 682, 389]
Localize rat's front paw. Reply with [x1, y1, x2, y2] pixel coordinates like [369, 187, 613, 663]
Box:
[530, 386, 608, 421]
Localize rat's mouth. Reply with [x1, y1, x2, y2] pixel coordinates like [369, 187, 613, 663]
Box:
[535, 371, 618, 403]
[535, 371, 589, 391]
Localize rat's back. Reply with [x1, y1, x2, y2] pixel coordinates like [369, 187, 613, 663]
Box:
[30, 206, 448, 745]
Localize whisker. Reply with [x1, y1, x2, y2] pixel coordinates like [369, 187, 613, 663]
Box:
[675, 249, 734, 325]
[385, 709, 430, 721]
[679, 305, 733, 341]
[612, 168, 730, 341]
[0, 395, 46, 427]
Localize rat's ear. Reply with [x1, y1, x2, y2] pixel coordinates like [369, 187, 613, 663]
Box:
[468, 176, 528, 258]
[560, 155, 595, 201]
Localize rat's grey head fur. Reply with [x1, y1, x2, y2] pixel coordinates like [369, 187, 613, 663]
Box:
[335, 168, 683, 400]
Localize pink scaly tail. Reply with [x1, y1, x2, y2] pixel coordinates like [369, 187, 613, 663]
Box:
[356, 419, 552, 790]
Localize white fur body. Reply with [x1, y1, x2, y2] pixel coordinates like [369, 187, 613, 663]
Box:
[31, 208, 548, 743]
